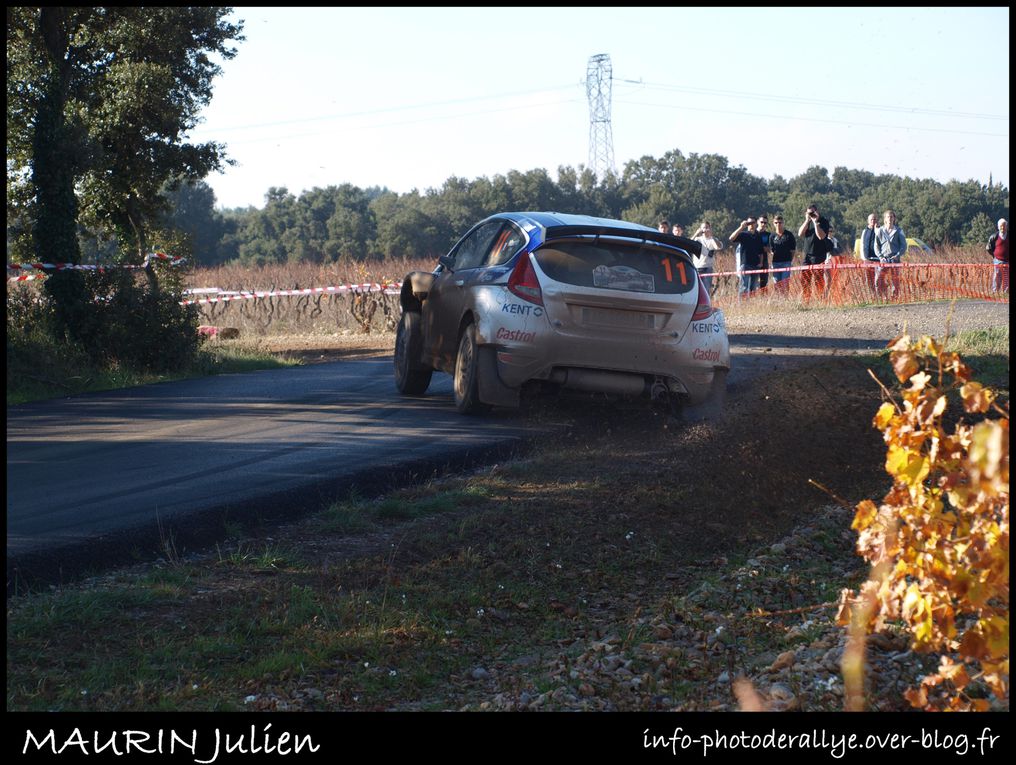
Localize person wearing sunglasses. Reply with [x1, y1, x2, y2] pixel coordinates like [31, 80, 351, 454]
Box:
[768, 216, 797, 293]
[798, 204, 831, 302]
[729, 216, 764, 296]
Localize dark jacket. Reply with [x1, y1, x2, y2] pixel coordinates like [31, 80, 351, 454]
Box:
[859, 227, 878, 261]
[986, 232, 1009, 263]
[802, 215, 831, 264]
[733, 231, 765, 269]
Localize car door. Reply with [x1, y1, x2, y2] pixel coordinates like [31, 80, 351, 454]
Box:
[423, 219, 504, 370]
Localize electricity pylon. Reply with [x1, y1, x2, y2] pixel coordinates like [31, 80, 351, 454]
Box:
[586, 53, 616, 180]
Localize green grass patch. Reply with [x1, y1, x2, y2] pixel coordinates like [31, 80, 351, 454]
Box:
[216, 542, 305, 571]
[948, 324, 1009, 355]
[946, 325, 1009, 390]
[860, 324, 1009, 395]
[6, 349, 1006, 712]
[191, 342, 302, 376]
[320, 484, 494, 532]
[7, 336, 299, 405]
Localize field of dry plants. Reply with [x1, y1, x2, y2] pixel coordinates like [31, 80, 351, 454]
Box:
[6, 245, 1007, 718]
[184, 245, 1002, 344]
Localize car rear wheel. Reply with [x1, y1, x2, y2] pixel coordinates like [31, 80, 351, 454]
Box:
[394, 311, 432, 395]
[453, 324, 491, 414]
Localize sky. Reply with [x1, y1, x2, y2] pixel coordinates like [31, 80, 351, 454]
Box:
[186, 7, 1010, 210]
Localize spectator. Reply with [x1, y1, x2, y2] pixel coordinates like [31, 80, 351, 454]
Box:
[757, 215, 773, 289]
[798, 204, 831, 301]
[729, 216, 764, 296]
[768, 215, 797, 293]
[858, 213, 880, 296]
[827, 227, 840, 255]
[823, 226, 850, 300]
[671, 223, 686, 238]
[873, 209, 907, 300]
[986, 217, 1008, 293]
[691, 220, 724, 296]
[658, 219, 671, 234]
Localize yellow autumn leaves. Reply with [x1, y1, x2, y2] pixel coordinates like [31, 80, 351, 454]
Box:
[839, 333, 1009, 711]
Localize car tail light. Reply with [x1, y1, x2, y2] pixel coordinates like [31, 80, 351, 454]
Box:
[507, 251, 543, 305]
[690, 275, 712, 321]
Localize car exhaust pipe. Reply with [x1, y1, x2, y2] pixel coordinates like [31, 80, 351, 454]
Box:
[549, 368, 649, 395]
[649, 378, 670, 401]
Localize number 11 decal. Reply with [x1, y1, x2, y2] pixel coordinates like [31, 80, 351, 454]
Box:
[660, 258, 689, 285]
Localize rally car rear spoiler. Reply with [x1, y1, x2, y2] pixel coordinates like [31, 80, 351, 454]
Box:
[542, 224, 701, 256]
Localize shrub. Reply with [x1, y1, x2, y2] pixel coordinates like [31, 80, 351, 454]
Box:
[839, 334, 1009, 711]
[15, 266, 199, 376]
[77, 269, 199, 373]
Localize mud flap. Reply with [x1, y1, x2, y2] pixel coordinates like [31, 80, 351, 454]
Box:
[477, 346, 520, 407]
[684, 367, 728, 422]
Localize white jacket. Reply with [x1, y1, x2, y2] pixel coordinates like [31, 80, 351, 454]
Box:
[874, 225, 906, 262]
[692, 235, 723, 270]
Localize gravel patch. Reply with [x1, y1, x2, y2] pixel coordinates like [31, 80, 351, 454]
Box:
[724, 300, 1008, 344]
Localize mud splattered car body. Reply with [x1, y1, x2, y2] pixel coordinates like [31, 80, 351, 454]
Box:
[394, 212, 730, 414]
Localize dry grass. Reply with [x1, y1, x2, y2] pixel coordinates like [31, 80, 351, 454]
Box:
[709, 245, 1000, 313]
[186, 258, 431, 338]
[7, 357, 891, 712]
[183, 246, 1002, 339]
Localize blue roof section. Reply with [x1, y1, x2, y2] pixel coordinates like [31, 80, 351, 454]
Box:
[504, 211, 655, 233]
[489, 211, 700, 256]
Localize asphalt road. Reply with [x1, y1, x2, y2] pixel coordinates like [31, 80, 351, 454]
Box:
[6, 333, 887, 586]
[6, 361, 569, 584]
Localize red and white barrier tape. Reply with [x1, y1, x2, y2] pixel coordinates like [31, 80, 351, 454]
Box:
[710, 260, 999, 278]
[6, 252, 185, 278]
[179, 282, 401, 305]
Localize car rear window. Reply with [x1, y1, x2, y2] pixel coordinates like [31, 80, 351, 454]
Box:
[533, 240, 696, 294]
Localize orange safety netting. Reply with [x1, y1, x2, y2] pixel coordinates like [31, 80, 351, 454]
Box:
[711, 261, 1009, 306]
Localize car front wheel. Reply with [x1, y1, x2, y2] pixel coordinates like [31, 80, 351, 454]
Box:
[453, 324, 491, 414]
[394, 311, 432, 395]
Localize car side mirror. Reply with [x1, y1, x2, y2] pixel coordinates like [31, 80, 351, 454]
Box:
[438, 254, 455, 271]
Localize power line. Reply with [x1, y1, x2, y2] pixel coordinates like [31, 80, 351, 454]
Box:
[613, 98, 1008, 139]
[614, 79, 1008, 122]
[204, 97, 585, 146]
[198, 84, 581, 134]
[195, 76, 1006, 143]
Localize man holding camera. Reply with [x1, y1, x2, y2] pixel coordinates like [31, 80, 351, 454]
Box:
[798, 204, 830, 301]
[691, 220, 724, 296]
[729, 216, 765, 296]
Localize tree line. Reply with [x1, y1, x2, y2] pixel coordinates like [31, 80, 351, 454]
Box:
[7, 7, 243, 373]
[160, 155, 1008, 268]
[5, 6, 1009, 382]
[6, 9, 1008, 273]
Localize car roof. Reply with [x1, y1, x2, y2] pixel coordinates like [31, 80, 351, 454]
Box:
[497, 211, 656, 233]
[470, 211, 701, 256]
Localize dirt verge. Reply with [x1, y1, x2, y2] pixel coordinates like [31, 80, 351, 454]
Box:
[7, 300, 1007, 714]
